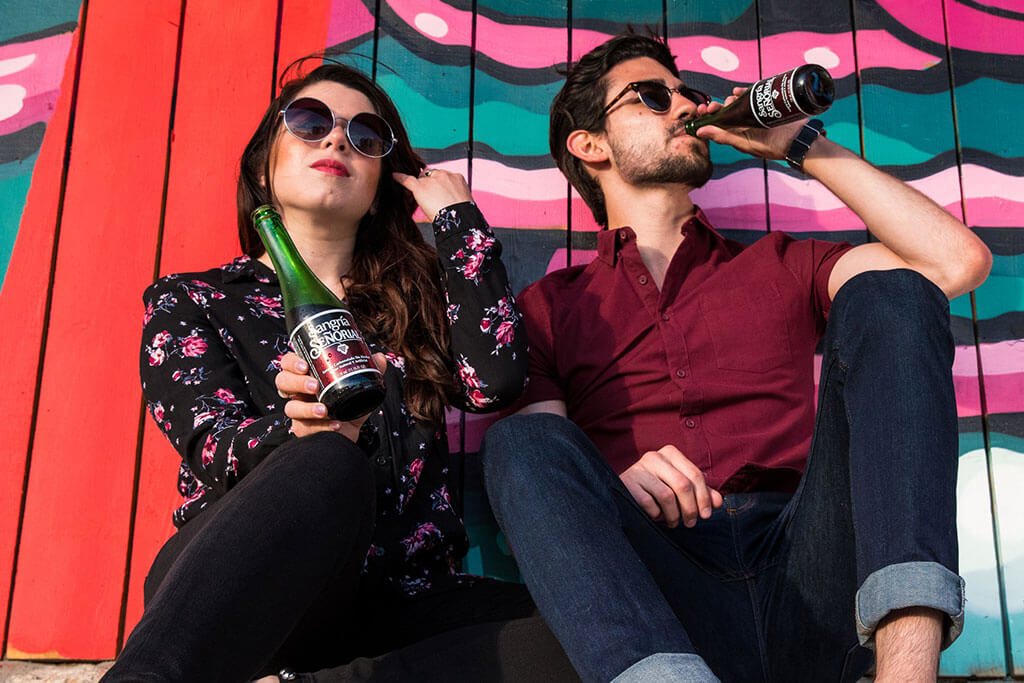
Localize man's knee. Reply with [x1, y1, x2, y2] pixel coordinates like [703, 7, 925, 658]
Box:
[829, 269, 952, 352]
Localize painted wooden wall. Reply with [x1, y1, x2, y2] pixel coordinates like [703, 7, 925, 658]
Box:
[0, 0, 1020, 676]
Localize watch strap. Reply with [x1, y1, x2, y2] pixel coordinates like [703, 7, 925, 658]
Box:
[786, 118, 825, 172]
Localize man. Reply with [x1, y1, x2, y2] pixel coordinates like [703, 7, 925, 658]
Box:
[481, 31, 991, 683]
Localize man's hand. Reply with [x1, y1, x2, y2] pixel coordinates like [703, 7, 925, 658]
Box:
[274, 351, 386, 442]
[692, 87, 807, 161]
[620, 445, 724, 528]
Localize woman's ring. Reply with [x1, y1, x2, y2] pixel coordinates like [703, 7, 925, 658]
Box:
[277, 388, 289, 400]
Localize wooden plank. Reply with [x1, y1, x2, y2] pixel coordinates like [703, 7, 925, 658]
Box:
[4, 0, 181, 660]
[120, 0, 281, 641]
[945, 0, 1024, 673]
[325, 0, 376, 57]
[758, 0, 861, 236]
[472, 0, 567, 292]
[946, 421, 1010, 677]
[377, 0, 471, 165]
[850, 0, 1010, 674]
[276, 0, 332, 83]
[155, 1, 278, 277]
[973, 268, 1024, 676]
[669, 0, 765, 234]
[0, 24, 80, 653]
[462, 0, 568, 580]
[569, 0, 663, 250]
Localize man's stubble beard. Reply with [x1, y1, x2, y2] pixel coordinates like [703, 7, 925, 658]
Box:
[610, 123, 714, 189]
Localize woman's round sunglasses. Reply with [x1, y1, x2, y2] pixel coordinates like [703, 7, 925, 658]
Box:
[604, 80, 712, 115]
[280, 97, 396, 158]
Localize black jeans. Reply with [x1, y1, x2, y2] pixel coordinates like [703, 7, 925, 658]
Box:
[103, 431, 575, 682]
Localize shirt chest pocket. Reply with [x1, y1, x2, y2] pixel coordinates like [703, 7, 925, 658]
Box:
[698, 283, 793, 373]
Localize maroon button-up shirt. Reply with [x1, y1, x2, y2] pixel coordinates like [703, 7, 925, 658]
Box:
[517, 210, 852, 493]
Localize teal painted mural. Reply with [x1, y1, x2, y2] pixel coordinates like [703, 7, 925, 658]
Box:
[0, 0, 1020, 675]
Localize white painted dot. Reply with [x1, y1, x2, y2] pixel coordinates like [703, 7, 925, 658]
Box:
[700, 45, 740, 72]
[0, 53, 36, 78]
[414, 13, 449, 38]
[0, 84, 27, 123]
[803, 47, 840, 69]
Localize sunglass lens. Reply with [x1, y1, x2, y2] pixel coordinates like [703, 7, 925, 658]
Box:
[684, 88, 711, 107]
[348, 113, 394, 158]
[636, 83, 672, 113]
[285, 98, 334, 140]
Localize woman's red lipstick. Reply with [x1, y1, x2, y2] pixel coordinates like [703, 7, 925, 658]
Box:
[311, 159, 349, 176]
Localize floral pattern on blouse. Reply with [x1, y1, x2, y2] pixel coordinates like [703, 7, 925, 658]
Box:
[140, 202, 527, 597]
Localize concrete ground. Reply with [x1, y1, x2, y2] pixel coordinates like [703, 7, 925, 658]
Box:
[0, 661, 112, 683]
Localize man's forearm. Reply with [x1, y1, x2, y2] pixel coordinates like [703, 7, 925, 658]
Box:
[802, 137, 991, 298]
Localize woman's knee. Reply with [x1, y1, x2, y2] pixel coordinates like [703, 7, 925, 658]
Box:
[262, 431, 376, 519]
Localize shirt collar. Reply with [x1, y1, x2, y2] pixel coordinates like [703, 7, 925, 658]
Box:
[597, 205, 715, 266]
[222, 254, 277, 284]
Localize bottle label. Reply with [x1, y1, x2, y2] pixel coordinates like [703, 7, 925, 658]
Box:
[289, 309, 381, 402]
[749, 67, 806, 127]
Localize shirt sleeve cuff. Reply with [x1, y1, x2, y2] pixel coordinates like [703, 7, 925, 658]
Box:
[432, 201, 487, 242]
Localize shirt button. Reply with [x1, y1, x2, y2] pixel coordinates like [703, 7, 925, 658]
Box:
[685, 418, 697, 428]
[638, 275, 648, 285]
[661, 313, 670, 321]
[676, 369, 686, 378]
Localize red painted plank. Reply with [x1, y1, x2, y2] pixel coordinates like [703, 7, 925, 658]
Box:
[122, 0, 281, 640]
[155, 1, 279, 277]
[0, 26, 80, 652]
[277, 0, 332, 83]
[121, 426, 180, 643]
[5, 0, 182, 660]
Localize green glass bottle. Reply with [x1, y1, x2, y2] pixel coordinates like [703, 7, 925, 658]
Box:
[684, 64, 834, 136]
[252, 205, 385, 421]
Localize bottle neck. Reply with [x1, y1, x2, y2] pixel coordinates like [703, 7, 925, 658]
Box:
[253, 209, 343, 314]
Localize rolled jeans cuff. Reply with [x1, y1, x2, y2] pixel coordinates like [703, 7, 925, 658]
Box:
[855, 561, 965, 649]
[611, 653, 721, 683]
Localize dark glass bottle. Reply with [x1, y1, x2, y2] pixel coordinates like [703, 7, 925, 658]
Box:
[252, 205, 385, 421]
[684, 64, 834, 135]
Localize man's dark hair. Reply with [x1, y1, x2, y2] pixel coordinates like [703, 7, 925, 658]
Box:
[550, 30, 680, 227]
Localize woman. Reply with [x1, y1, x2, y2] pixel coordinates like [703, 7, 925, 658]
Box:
[103, 61, 574, 682]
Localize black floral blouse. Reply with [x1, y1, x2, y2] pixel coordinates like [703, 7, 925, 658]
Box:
[140, 202, 527, 597]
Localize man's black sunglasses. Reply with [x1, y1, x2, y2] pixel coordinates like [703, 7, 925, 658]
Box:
[604, 80, 712, 114]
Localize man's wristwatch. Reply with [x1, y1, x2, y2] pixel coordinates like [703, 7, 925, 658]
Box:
[785, 118, 825, 173]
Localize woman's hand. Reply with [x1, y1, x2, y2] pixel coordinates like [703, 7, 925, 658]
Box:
[274, 351, 386, 442]
[692, 86, 808, 161]
[392, 168, 473, 222]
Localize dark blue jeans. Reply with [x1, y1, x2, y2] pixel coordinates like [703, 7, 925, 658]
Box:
[482, 270, 965, 683]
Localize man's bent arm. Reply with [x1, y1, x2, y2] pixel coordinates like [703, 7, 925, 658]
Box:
[801, 137, 991, 301]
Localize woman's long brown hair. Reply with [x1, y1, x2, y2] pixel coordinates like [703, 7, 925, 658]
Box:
[237, 60, 454, 426]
